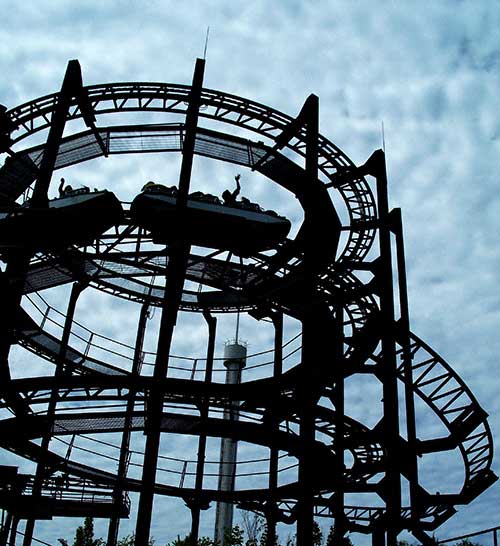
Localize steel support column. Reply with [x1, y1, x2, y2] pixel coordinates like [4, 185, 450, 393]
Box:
[332, 306, 345, 546]
[0, 511, 12, 546]
[107, 300, 150, 546]
[8, 517, 18, 546]
[368, 150, 401, 545]
[265, 311, 283, 546]
[134, 58, 205, 546]
[296, 94, 319, 546]
[0, 259, 30, 416]
[372, 526, 386, 546]
[189, 310, 217, 545]
[392, 208, 421, 524]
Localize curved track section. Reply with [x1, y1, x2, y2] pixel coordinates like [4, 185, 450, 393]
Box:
[6, 87, 377, 264]
[0, 76, 495, 542]
[8, 243, 495, 532]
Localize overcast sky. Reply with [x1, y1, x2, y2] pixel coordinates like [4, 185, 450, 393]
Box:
[1, 1, 500, 545]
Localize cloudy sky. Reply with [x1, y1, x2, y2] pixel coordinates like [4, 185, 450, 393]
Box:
[1, 1, 500, 545]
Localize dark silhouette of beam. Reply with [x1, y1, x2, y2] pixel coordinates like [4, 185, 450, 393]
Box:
[0, 59, 89, 421]
[134, 57, 205, 546]
[366, 150, 402, 546]
[31, 60, 84, 208]
[107, 300, 150, 546]
[332, 306, 346, 546]
[8, 516, 18, 546]
[0, 511, 12, 546]
[392, 208, 421, 524]
[296, 93, 319, 546]
[189, 310, 216, 545]
[265, 311, 283, 546]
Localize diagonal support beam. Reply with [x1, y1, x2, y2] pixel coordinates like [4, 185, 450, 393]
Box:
[75, 86, 108, 157]
[252, 94, 317, 171]
[0, 60, 91, 418]
[31, 59, 85, 207]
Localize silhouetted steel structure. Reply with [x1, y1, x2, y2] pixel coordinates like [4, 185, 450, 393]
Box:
[0, 59, 496, 546]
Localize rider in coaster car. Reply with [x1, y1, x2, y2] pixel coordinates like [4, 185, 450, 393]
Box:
[142, 181, 176, 195]
[58, 178, 90, 197]
[142, 181, 157, 192]
[222, 174, 241, 205]
[58, 177, 73, 197]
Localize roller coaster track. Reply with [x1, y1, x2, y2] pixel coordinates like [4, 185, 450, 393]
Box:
[6, 85, 377, 264]
[5, 242, 495, 531]
[0, 78, 495, 538]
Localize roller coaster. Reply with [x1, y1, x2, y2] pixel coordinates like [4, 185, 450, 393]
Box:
[0, 58, 495, 546]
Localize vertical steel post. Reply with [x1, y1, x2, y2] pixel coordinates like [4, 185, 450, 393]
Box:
[332, 306, 345, 546]
[296, 94, 319, 546]
[392, 208, 420, 522]
[370, 150, 401, 545]
[134, 58, 205, 546]
[266, 312, 283, 546]
[0, 512, 12, 546]
[23, 281, 84, 546]
[8, 517, 18, 546]
[107, 300, 150, 546]
[372, 526, 386, 546]
[189, 310, 217, 545]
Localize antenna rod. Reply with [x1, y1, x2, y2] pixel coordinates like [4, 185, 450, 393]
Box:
[203, 27, 210, 60]
[381, 120, 386, 153]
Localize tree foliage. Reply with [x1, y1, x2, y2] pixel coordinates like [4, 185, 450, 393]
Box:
[165, 534, 217, 546]
[325, 526, 354, 546]
[59, 520, 156, 546]
[116, 534, 155, 546]
[454, 540, 483, 546]
[240, 513, 263, 546]
[58, 518, 103, 546]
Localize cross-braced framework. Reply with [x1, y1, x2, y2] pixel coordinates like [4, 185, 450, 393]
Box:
[0, 59, 496, 546]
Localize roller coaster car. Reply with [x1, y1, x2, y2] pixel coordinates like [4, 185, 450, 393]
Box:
[130, 185, 291, 256]
[0, 189, 123, 250]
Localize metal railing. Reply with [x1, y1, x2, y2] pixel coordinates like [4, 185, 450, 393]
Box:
[438, 525, 500, 546]
[21, 291, 303, 380]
